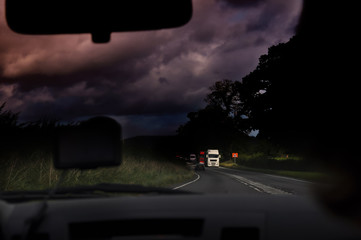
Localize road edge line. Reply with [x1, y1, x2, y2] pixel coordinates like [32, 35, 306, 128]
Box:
[172, 172, 200, 190]
[212, 167, 292, 195]
[218, 166, 311, 183]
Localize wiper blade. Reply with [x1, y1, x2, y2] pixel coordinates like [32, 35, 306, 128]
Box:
[0, 183, 193, 202]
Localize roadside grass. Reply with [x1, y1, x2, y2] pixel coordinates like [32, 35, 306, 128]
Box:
[220, 160, 326, 182]
[0, 151, 194, 191]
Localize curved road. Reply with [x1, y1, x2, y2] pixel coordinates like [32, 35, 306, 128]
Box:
[174, 166, 312, 195]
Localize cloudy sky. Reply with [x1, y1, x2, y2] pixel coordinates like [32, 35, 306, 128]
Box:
[0, 0, 302, 138]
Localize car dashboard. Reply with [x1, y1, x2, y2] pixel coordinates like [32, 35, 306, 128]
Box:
[1, 194, 361, 240]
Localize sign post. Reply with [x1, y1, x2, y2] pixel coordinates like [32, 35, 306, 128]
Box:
[232, 153, 238, 163]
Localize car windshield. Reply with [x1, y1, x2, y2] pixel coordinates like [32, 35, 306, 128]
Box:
[0, 0, 336, 198]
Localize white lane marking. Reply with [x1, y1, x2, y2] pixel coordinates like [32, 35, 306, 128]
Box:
[172, 172, 201, 190]
[217, 166, 311, 183]
[211, 168, 291, 195]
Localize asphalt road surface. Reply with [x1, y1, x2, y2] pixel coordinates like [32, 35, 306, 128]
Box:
[174, 166, 312, 195]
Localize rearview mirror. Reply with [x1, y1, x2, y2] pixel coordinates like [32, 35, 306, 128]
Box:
[54, 116, 122, 169]
[5, 0, 193, 43]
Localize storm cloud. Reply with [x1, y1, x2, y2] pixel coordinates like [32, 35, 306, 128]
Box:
[0, 0, 302, 137]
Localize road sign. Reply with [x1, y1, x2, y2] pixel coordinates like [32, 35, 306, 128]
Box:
[232, 153, 238, 158]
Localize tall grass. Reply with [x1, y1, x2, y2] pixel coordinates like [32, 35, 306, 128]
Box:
[0, 151, 194, 191]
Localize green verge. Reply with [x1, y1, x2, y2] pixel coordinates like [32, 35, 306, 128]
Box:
[0, 151, 194, 191]
[220, 160, 326, 182]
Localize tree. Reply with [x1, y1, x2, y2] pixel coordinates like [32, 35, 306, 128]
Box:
[0, 102, 21, 153]
[204, 79, 252, 135]
[177, 105, 246, 154]
[0, 102, 19, 129]
[243, 36, 319, 146]
[178, 35, 331, 155]
[204, 80, 241, 117]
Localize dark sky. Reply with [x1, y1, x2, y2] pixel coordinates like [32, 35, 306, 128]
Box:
[0, 0, 302, 138]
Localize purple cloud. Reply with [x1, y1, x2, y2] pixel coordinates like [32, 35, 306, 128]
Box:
[0, 0, 303, 137]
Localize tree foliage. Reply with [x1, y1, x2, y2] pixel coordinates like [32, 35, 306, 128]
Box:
[177, 105, 241, 154]
[204, 80, 242, 118]
[179, 32, 356, 160]
[1, 102, 66, 155]
[0, 102, 19, 129]
[178, 36, 310, 155]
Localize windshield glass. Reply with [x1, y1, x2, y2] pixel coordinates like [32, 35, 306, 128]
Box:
[0, 0, 329, 197]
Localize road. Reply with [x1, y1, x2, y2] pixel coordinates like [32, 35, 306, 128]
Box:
[174, 166, 312, 195]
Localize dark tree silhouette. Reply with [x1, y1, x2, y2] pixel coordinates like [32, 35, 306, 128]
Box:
[0, 102, 19, 129]
[205, 79, 253, 134]
[177, 105, 247, 155]
[180, 37, 308, 149]
[177, 32, 348, 158]
[240, 37, 306, 144]
[205, 80, 241, 117]
[0, 102, 21, 153]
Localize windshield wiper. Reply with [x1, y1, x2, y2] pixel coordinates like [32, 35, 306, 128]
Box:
[0, 183, 193, 202]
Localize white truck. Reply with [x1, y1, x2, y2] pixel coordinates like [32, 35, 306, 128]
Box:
[206, 149, 221, 167]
